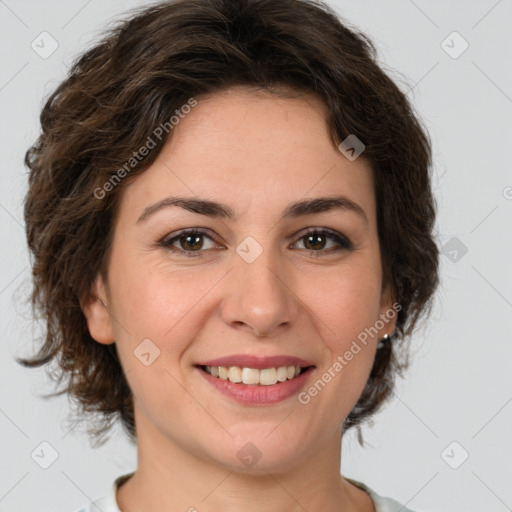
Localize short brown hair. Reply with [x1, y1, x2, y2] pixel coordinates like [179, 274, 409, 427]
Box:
[18, 0, 439, 446]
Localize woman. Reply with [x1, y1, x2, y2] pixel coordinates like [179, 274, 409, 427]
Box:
[19, 0, 439, 510]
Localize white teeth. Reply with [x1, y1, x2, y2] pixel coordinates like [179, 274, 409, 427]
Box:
[204, 365, 308, 385]
[228, 366, 242, 383]
[276, 367, 288, 382]
[259, 368, 277, 386]
[241, 367, 260, 385]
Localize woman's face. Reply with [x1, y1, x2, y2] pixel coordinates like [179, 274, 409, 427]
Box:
[85, 86, 396, 472]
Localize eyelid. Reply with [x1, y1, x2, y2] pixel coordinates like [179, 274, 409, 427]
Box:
[159, 226, 353, 255]
[159, 228, 220, 251]
[291, 227, 352, 251]
[160, 226, 217, 242]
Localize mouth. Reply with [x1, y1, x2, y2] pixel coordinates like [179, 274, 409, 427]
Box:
[194, 354, 316, 404]
[196, 364, 315, 386]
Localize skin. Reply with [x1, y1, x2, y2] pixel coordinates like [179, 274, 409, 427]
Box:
[83, 86, 397, 512]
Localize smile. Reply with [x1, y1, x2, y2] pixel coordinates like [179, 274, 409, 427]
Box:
[201, 364, 311, 386]
[196, 364, 315, 405]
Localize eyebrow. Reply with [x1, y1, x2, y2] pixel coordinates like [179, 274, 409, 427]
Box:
[137, 195, 368, 224]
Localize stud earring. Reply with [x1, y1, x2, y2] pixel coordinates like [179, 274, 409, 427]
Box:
[377, 333, 391, 349]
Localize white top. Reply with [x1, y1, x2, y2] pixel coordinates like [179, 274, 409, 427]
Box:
[75, 473, 417, 512]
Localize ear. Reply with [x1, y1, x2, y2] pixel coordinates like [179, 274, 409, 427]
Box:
[378, 281, 398, 338]
[81, 274, 115, 345]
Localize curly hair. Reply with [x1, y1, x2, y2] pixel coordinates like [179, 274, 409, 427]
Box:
[17, 0, 439, 446]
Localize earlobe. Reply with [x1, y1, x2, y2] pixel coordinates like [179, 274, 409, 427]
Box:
[379, 283, 398, 338]
[81, 275, 115, 345]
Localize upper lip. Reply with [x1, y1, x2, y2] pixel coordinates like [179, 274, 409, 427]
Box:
[196, 354, 315, 369]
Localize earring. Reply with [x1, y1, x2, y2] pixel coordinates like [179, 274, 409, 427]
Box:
[377, 333, 391, 349]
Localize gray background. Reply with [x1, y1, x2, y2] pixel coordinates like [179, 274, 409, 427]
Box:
[1, 1, 511, 511]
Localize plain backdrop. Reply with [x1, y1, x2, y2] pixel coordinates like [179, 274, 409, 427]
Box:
[1, 1, 511, 511]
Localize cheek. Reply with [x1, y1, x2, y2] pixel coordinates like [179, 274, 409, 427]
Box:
[303, 259, 383, 344]
[108, 251, 224, 351]
[296, 267, 382, 424]
[106, 264, 209, 411]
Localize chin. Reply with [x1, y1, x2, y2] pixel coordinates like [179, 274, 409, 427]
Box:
[206, 430, 308, 475]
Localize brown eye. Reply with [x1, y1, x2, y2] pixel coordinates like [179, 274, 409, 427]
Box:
[177, 233, 204, 251]
[160, 229, 217, 256]
[294, 229, 352, 253]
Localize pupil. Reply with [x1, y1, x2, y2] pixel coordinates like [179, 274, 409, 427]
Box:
[183, 234, 202, 250]
[180, 234, 328, 251]
[306, 234, 325, 250]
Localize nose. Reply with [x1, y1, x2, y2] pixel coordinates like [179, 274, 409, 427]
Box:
[220, 247, 301, 339]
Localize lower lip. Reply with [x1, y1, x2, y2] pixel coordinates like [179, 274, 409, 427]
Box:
[196, 366, 315, 405]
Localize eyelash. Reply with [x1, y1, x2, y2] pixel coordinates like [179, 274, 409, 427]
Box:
[159, 228, 353, 258]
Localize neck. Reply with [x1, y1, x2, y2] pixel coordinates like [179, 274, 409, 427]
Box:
[116, 409, 374, 512]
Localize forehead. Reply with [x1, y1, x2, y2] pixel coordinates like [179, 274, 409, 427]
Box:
[118, 86, 375, 224]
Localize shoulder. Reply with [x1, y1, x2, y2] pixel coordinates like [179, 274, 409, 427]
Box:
[73, 472, 134, 512]
[346, 477, 418, 512]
